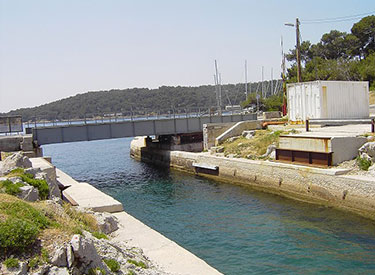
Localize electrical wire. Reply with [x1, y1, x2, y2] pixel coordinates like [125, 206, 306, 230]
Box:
[301, 11, 375, 24]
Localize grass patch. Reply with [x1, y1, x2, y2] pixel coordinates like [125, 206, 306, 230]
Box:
[357, 156, 372, 171]
[104, 258, 120, 272]
[0, 195, 51, 254]
[127, 271, 135, 275]
[92, 231, 108, 240]
[20, 173, 49, 200]
[4, 257, 19, 269]
[0, 180, 24, 195]
[6, 168, 25, 177]
[127, 259, 147, 269]
[222, 130, 288, 159]
[62, 203, 98, 232]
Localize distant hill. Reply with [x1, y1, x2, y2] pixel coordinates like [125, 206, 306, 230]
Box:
[5, 81, 281, 121]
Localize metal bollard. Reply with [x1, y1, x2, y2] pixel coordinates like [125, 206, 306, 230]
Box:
[306, 119, 309, 132]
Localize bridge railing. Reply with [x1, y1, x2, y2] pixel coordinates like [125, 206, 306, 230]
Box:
[24, 106, 250, 129]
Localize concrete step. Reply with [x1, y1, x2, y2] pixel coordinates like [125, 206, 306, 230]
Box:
[57, 168, 123, 213]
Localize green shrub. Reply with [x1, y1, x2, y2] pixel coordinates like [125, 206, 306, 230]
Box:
[127, 271, 135, 275]
[41, 248, 50, 263]
[0, 201, 50, 229]
[92, 231, 108, 240]
[104, 258, 120, 272]
[357, 156, 372, 171]
[4, 257, 19, 269]
[0, 180, 24, 195]
[28, 256, 40, 269]
[20, 174, 49, 200]
[0, 219, 38, 253]
[127, 259, 147, 269]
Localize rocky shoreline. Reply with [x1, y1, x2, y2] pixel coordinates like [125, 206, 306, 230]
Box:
[0, 153, 176, 275]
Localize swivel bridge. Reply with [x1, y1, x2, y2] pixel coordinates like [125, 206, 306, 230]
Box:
[28, 112, 257, 145]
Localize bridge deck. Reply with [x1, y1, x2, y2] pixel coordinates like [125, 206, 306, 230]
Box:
[31, 113, 256, 145]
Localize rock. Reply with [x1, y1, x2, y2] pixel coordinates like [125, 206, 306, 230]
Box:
[1, 261, 28, 275]
[24, 167, 42, 177]
[35, 172, 61, 199]
[31, 265, 49, 275]
[66, 246, 74, 268]
[227, 136, 240, 143]
[50, 246, 67, 267]
[18, 185, 39, 202]
[8, 177, 23, 184]
[360, 152, 372, 162]
[242, 130, 255, 139]
[262, 144, 277, 158]
[210, 146, 224, 154]
[1, 152, 32, 175]
[269, 150, 276, 160]
[94, 212, 119, 234]
[358, 142, 375, 161]
[70, 234, 104, 270]
[48, 267, 69, 275]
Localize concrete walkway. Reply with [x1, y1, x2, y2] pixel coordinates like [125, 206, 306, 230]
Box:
[112, 211, 222, 275]
[56, 169, 123, 213]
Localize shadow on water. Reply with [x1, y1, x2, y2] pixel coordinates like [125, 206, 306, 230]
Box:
[43, 137, 375, 275]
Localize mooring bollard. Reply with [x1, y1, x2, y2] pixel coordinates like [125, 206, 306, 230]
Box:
[372, 118, 374, 133]
[306, 119, 309, 132]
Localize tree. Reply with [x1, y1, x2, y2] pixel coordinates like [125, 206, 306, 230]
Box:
[351, 15, 375, 58]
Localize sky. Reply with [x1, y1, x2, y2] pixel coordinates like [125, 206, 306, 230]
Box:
[0, 0, 374, 112]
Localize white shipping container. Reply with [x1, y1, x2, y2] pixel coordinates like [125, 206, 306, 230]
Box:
[287, 80, 369, 122]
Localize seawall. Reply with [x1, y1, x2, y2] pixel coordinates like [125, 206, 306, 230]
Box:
[130, 136, 375, 221]
[56, 166, 221, 275]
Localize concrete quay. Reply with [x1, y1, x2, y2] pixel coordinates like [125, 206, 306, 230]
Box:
[131, 137, 375, 221]
[55, 168, 221, 274]
[57, 169, 123, 213]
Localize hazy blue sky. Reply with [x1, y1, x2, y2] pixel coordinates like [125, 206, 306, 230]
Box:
[0, 0, 374, 112]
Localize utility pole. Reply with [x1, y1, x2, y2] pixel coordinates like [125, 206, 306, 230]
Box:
[214, 60, 222, 116]
[295, 18, 302, 82]
[245, 60, 248, 99]
[285, 18, 302, 82]
[271, 68, 274, 95]
[281, 36, 287, 116]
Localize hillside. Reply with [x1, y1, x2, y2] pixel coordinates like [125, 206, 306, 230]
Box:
[5, 81, 279, 121]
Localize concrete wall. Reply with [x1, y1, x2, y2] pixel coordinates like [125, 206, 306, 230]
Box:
[215, 120, 262, 146]
[32, 113, 257, 145]
[0, 135, 42, 160]
[331, 137, 367, 164]
[203, 122, 237, 150]
[130, 137, 375, 220]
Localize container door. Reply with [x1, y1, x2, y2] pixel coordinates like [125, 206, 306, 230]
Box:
[321, 86, 328, 118]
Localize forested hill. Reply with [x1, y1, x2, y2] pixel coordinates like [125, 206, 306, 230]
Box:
[5, 81, 278, 121]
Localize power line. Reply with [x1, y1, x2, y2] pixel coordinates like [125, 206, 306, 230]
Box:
[301, 11, 375, 24]
[302, 11, 375, 22]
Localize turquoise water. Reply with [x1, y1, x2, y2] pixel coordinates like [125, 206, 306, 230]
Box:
[43, 138, 375, 274]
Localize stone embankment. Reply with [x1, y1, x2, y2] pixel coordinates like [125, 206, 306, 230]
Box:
[130, 136, 375, 221]
[0, 152, 221, 275]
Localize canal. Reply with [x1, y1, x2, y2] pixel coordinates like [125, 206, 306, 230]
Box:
[43, 137, 375, 274]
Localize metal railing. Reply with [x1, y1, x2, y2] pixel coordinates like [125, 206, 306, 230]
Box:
[24, 106, 252, 129]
